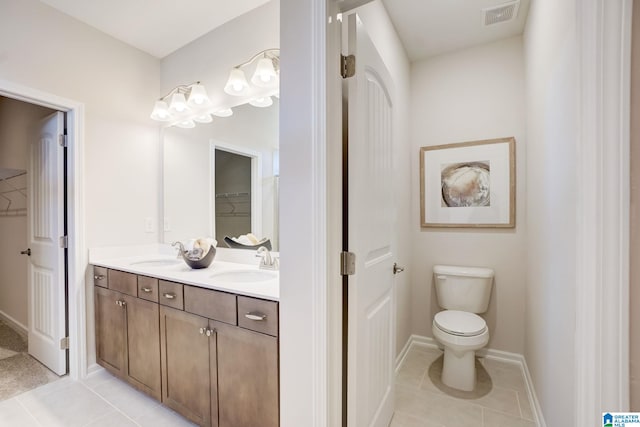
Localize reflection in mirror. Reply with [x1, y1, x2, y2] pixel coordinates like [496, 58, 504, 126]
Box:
[163, 100, 278, 250]
[215, 149, 252, 241]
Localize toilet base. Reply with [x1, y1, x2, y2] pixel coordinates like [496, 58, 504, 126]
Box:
[441, 348, 476, 391]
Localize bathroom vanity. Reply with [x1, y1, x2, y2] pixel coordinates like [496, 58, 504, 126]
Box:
[91, 250, 279, 427]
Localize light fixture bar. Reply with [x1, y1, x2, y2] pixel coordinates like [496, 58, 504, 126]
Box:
[151, 48, 280, 128]
[232, 48, 280, 70]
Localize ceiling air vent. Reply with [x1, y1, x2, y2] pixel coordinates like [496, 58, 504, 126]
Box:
[483, 1, 520, 26]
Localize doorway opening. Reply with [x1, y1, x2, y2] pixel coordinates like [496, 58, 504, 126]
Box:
[212, 142, 264, 247]
[0, 95, 69, 400]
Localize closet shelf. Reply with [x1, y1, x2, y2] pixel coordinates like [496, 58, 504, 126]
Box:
[0, 168, 26, 181]
[215, 192, 250, 198]
[0, 208, 26, 217]
[0, 168, 27, 216]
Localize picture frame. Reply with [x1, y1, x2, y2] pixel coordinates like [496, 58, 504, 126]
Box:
[420, 137, 515, 228]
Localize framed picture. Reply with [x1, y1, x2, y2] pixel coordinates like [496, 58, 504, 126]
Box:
[420, 137, 515, 228]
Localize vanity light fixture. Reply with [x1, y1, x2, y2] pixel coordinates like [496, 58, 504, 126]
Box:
[224, 48, 280, 97]
[249, 96, 273, 108]
[150, 81, 213, 125]
[212, 108, 234, 118]
[151, 49, 279, 128]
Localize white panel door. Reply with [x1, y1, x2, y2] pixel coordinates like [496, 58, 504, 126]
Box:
[346, 13, 396, 427]
[28, 111, 66, 375]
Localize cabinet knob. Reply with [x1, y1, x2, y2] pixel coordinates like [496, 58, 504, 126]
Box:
[162, 292, 176, 300]
[199, 327, 215, 337]
[94, 275, 105, 280]
[115, 300, 126, 307]
[141, 287, 153, 293]
[245, 312, 267, 321]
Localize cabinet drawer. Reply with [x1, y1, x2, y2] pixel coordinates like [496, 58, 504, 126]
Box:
[237, 296, 278, 337]
[108, 270, 137, 297]
[137, 276, 159, 303]
[184, 286, 236, 325]
[159, 281, 184, 310]
[93, 266, 108, 288]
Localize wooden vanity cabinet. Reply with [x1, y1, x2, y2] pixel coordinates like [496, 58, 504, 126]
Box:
[160, 306, 216, 427]
[124, 294, 161, 400]
[215, 321, 279, 427]
[94, 269, 162, 401]
[95, 287, 126, 377]
[94, 266, 279, 427]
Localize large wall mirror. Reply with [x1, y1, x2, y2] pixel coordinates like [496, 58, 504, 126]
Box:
[163, 100, 279, 250]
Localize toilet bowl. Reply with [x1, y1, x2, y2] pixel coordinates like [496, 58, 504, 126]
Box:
[431, 265, 494, 392]
[432, 310, 489, 391]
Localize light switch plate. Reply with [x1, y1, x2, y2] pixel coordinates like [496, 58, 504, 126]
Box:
[144, 217, 154, 233]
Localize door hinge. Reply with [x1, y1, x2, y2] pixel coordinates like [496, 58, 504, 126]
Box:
[340, 251, 356, 276]
[60, 336, 69, 350]
[341, 54, 356, 79]
[59, 235, 68, 248]
[58, 134, 68, 148]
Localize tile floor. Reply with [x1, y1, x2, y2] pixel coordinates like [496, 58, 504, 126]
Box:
[0, 345, 536, 427]
[0, 370, 196, 427]
[391, 345, 537, 427]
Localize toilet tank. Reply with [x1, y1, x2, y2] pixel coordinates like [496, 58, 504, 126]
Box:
[433, 265, 494, 313]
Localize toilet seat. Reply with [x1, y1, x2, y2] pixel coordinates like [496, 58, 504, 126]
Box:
[434, 310, 487, 337]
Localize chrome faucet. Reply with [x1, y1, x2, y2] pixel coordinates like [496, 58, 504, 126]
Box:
[172, 241, 186, 259]
[256, 246, 279, 270]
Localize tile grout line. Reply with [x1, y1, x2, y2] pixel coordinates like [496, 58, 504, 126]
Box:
[79, 381, 143, 426]
[15, 397, 45, 427]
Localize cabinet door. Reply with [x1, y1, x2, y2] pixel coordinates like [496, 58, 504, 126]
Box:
[95, 287, 126, 377]
[214, 321, 279, 427]
[160, 306, 212, 426]
[124, 294, 161, 401]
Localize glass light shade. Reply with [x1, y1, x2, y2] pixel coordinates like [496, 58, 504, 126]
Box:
[224, 68, 249, 96]
[175, 119, 195, 129]
[212, 108, 233, 118]
[249, 96, 273, 108]
[150, 100, 171, 121]
[251, 57, 278, 87]
[193, 113, 213, 124]
[187, 84, 211, 107]
[169, 92, 189, 113]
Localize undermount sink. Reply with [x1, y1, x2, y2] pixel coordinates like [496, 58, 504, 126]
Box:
[210, 270, 277, 283]
[129, 258, 182, 267]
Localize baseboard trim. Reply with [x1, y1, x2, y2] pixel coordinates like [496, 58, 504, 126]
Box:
[86, 363, 104, 376]
[0, 309, 27, 339]
[397, 335, 546, 427]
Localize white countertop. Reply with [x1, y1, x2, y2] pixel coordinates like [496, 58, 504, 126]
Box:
[89, 244, 279, 301]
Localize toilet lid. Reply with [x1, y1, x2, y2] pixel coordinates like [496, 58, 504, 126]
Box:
[434, 310, 487, 337]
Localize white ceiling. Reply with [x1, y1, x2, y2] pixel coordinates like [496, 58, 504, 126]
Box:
[38, 0, 271, 58]
[381, 0, 531, 62]
[39, 0, 530, 62]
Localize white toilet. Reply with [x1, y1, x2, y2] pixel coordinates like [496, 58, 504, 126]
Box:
[432, 264, 494, 391]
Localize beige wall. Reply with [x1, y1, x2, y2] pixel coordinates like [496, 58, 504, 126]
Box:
[523, 0, 577, 423]
[0, 0, 161, 249]
[355, 0, 413, 356]
[0, 0, 161, 365]
[630, 0, 640, 412]
[409, 36, 527, 354]
[0, 97, 54, 328]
